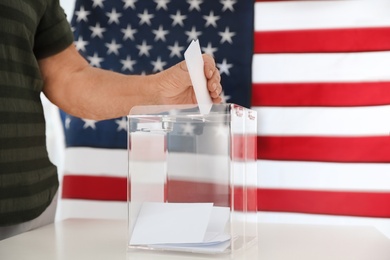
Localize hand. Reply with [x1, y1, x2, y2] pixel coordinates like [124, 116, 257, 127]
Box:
[40, 44, 222, 120]
[154, 54, 223, 105]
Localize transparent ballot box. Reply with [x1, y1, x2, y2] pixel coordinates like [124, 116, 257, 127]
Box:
[127, 104, 258, 254]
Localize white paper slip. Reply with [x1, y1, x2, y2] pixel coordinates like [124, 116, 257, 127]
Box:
[184, 39, 213, 115]
[129, 202, 213, 245]
[129, 202, 231, 253]
[151, 238, 231, 254]
[207, 206, 230, 233]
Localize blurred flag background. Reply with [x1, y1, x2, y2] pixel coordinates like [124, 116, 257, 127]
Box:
[47, 0, 390, 237]
[252, 0, 390, 237]
[58, 0, 254, 219]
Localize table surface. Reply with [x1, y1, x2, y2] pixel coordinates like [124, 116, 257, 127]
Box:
[1, 219, 390, 260]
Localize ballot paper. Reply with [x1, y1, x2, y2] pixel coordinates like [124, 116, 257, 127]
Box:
[129, 202, 231, 253]
[184, 40, 213, 115]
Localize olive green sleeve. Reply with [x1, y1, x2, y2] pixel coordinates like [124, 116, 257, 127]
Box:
[34, 0, 74, 59]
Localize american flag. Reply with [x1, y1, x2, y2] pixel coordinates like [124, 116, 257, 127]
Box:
[61, 0, 253, 149]
[69, 0, 252, 106]
[60, 0, 253, 218]
[60, 0, 390, 235]
[254, 0, 390, 219]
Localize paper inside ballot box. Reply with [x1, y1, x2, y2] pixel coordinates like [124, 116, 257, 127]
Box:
[130, 202, 230, 251]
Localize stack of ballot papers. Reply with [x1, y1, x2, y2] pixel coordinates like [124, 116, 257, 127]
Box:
[129, 202, 231, 253]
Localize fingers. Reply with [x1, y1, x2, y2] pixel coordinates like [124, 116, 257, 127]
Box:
[202, 54, 216, 78]
[203, 54, 223, 103]
[208, 73, 222, 103]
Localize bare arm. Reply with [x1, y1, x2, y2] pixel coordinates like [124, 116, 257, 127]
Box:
[39, 44, 222, 120]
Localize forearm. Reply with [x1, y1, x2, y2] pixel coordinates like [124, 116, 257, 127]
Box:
[40, 45, 159, 120]
[40, 44, 222, 120]
[50, 66, 156, 120]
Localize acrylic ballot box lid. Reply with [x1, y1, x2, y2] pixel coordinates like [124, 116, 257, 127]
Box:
[127, 104, 257, 254]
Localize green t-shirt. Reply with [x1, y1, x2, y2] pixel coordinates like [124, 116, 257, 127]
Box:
[0, 0, 74, 226]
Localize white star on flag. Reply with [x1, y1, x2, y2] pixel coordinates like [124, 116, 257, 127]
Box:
[220, 0, 236, 12]
[185, 26, 202, 42]
[203, 11, 220, 28]
[88, 52, 104, 67]
[217, 59, 233, 76]
[152, 25, 170, 42]
[74, 36, 88, 51]
[120, 56, 137, 71]
[89, 23, 106, 38]
[123, 0, 137, 10]
[136, 40, 152, 57]
[151, 57, 167, 72]
[187, 0, 203, 12]
[106, 8, 122, 25]
[75, 6, 90, 22]
[138, 9, 154, 25]
[202, 42, 217, 57]
[82, 119, 97, 130]
[170, 10, 187, 27]
[168, 41, 185, 58]
[105, 39, 122, 55]
[154, 0, 170, 11]
[115, 117, 128, 131]
[219, 27, 235, 44]
[92, 0, 105, 8]
[121, 25, 137, 41]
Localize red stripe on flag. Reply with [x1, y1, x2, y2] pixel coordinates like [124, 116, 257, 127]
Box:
[62, 175, 127, 201]
[258, 136, 390, 162]
[258, 188, 390, 218]
[167, 180, 258, 212]
[251, 82, 390, 107]
[61, 175, 390, 217]
[254, 28, 390, 54]
[61, 175, 249, 209]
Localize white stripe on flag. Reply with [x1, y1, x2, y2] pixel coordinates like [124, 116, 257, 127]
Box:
[64, 148, 238, 184]
[252, 51, 390, 83]
[255, 0, 390, 31]
[258, 212, 390, 239]
[254, 106, 390, 136]
[258, 160, 390, 192]
[59, 199, 127, 221]
[64, 148, 127, 176]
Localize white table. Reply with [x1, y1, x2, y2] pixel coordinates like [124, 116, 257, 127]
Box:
[1, 219, 390, 260]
